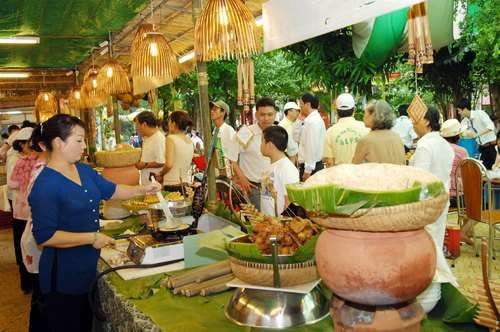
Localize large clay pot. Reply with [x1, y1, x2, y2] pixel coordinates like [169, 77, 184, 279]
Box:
[101, 165, 140, 185]
[316, 229, 436, 306]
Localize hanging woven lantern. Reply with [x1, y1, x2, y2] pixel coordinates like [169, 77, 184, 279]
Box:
[82, 68, 107, 108]
[130, 32, 179, 79]
[194, 0, 260, 62]
[35, 91, 58, 121]
[97, 59, 131, 95]
[130, 23, 155, 58]
[68, 87, 83, 111]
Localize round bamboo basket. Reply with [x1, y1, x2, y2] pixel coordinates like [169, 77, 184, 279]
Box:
[95, 148, 142, 168]
[308, 193, 449, 232]
[229, 257, 318, 287]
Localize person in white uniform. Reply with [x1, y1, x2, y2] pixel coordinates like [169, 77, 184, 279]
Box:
[278, 101, 300, 139]
[392, 104, 417, 152]
[409, 105, 457, 313]
[230, 97, 298, 209]
[260, 126, 300, 216]
[134, 111, 165, 185]
[298, 92, 326, 181]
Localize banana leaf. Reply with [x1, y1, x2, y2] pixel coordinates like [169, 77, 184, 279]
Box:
[225, 235, 318, 264]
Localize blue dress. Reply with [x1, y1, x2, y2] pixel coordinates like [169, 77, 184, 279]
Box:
[29, 163, 116, 295]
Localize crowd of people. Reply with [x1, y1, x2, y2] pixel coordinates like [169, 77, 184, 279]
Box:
[0, 92, 496, 331]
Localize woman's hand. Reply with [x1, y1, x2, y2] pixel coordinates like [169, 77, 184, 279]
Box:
[141, 182, 162, 195]
[92, 232, 115, 249]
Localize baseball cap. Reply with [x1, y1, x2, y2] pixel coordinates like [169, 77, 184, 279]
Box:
[283, 101, 299, 111]
[336, 93, 355, 110]
[440, 119, 462, 138]
[209, 100, 230, 114]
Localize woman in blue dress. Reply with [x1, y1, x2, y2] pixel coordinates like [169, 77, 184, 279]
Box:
[28, 114, 160, 332]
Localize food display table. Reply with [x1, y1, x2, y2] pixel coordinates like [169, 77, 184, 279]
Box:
[97, 215, 485, 332]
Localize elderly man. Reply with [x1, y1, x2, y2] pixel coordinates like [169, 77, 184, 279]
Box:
[134, 111, 165, 185]
[456, 98, 497, 169]
[210, 100, 235, 176]
[323, 93, 369, 167]
[297, 92, 326, 181]
[230, 97, 298, 209]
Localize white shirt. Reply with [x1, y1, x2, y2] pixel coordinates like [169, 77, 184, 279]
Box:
[298, 110, 326, 172]
[391, 116, 417, 148]
[409, 131, 456, 285]
[261, 157, 300, 216]
[216, 122, 236, 160]
[191, 135, 204, 151]
[469, 109, 496, 145]
[230, 124, 298, 183]
[278, 117, 295, 138]
[140, 130, 166, 185]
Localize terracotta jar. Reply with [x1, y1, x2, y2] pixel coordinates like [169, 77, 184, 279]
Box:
[316, 229, 436, 306]
[101, 165, 140, 185]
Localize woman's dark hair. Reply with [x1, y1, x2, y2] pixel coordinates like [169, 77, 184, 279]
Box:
[398, 104, 409, 117]
[444, 135, 460, 144]
[1, 133, 8, 140]
[30, 125, 45, 152]
[424, 105, 441, 132]
[21, 120, 37, 129]
[135, 111, 158, 128]
[38, 114, 86, 151]
[169, 111, 193, 131]
[263, 125, 288, 152]
[12, 140, 28, 153]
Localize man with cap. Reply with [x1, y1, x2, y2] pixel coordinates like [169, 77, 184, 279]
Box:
[279, 101, 300, 139]
[323, 93, 369, 167]
[456, 98, 497, 169]
[298, 92, 326, 181]
[210, 100, 236, 177]
[134, 111, 165, 185]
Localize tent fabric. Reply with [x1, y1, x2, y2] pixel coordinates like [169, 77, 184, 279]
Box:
[0, 0, 150, 68]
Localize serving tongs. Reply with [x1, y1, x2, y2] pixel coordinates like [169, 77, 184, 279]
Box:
[150, 176, 181, 229]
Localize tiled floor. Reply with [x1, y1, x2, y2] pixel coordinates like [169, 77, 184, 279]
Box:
[0, 225, 498, 332]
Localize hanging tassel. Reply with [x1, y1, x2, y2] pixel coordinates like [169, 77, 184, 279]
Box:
[407, 1, 433, 73]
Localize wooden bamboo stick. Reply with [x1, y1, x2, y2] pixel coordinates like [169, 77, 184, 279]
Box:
[184, 273, 234, 297]
[167, 260, 230, 288]
[200, 283, 231, 296]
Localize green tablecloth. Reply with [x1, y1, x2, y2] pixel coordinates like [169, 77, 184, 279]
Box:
[98, 270, 486, 332]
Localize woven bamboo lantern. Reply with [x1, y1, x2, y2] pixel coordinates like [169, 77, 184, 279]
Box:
[194, 0, 260, 62]
[35, 91, 58, 122]
[130, 23, 155, 58]
[130, 32, 179, 79]
[97, 59, 130, 95]
[82, 68, 107, 108]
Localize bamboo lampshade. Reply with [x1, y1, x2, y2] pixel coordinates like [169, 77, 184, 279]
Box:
[130, 32, 179, 80]
[194, 0, 260, 62]
[68, 87, 83, 111]
[130, 23, 155, 57]
[97, 59, 131, 95]
[82, 68, 108, 108]
[35, 91, 58, 121]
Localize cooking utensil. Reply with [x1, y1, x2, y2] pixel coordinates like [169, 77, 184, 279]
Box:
[150, 176, 180, 229]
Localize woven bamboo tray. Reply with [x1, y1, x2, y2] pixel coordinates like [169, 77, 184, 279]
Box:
[229, 257, 318, 287]
[308, 193, 449, 232]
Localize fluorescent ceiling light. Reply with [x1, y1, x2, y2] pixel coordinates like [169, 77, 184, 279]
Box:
[0, 36, 40, 44]
[178, 50, 195, 63]
[0, 72, 30, 78]
[1, 111, 23, 115]
[99, 40, 109, 48]
[100, 47, 109, 56]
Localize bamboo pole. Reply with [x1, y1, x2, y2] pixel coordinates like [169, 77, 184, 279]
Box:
[193, 0, 216, 208]
[110, 96, 121, 144]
